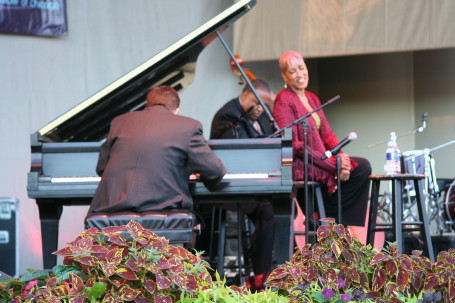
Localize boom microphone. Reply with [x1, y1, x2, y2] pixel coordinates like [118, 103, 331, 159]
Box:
[321, 132, 358, 160]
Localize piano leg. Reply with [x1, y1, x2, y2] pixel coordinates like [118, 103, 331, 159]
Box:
[36, 199, 63, 269]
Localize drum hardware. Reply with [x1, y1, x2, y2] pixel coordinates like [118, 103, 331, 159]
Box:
[443, 180, 455, 228]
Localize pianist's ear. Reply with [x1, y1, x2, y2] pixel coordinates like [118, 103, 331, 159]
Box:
[172, 108, 180, 115]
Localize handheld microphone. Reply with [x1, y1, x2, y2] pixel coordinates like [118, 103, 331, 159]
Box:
[321, 132, 358, 160]
[418, 112, 428, 132]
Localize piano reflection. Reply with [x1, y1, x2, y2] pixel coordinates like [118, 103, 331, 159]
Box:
[27, 0, 293, 269]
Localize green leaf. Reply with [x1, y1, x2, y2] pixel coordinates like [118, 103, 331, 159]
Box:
[18, 269, 49, 282]
[86, 282, 107, 300]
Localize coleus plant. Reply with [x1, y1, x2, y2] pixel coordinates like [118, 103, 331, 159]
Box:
[266, 217, 455, 303]
[2, 220, 214, 303]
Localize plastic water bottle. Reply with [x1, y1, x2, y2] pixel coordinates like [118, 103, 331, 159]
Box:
[385, 132, 401, 175]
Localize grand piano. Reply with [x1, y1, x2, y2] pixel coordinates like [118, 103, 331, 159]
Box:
[27, 0, 293, 269]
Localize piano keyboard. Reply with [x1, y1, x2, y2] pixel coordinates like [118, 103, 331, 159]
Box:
[48, 172, 280, 183]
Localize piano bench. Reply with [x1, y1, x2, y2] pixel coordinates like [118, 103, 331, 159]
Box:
[84, 210, 200, 248]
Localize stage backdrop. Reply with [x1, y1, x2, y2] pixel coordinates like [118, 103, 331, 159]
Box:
[0, 0, 67, 37]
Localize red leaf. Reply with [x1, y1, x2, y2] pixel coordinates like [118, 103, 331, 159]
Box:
[369, 252, 389, 266]
[111, 279, 123, 288]
[449, 277, 455, 299]
[106, 248, 124, 265]
[125, 258, 140, 272]
[184, 274, 198, 291]
[320, 217, 335, 224]
[334, 225, 345, 238]
[119, 285, 141, 301]
[99, 261, 116, 277]
[156, 270, 172, 289]
[397, 267, 410, 289]
[75, 237, 94, 251]
[372, 267, 387, 291]
[400, 256, 413, 271]
[144, 279, 156, 294]
[90, 245, 109, 253]
[116, 265, 139, 280]
[108, 235, 128, 246]
[423, 273, 439, 291]
[53, 246, 74, 255]
[81, 227, 100, 236]
[102, 225, 126, 236]
[342, 249, 356, 263]
[154, 293, 172, 303]
[156, 256, 173, 269]
[385, 259, 397, 276]
[344, 229, 353, 245]
[317, 226, 331, 241]
[349, 268, 360, 283]
[77, 256, 98, 266]
[126, 220, 144, 238]
[331, 241, 342, 259]
[69, 273, 84, 293]
[101, 293, 117, 303]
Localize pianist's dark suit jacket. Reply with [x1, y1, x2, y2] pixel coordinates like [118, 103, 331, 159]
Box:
[87, 104, 226, 214]
[210, 98, 275, 139]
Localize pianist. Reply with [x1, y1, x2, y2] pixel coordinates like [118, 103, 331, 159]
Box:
[86, 86, 225, 216]
[208, 79, 276, 289]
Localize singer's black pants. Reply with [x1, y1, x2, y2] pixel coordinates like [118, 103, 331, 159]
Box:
[297, 157, 371, 226]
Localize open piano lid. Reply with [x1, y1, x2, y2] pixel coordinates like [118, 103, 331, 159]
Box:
[34, 0, 256, 143]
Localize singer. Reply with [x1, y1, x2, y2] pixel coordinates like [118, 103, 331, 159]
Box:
[273, 51, 372, 227]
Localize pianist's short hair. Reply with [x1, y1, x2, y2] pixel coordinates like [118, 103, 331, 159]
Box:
[242, 78, 271, 94]
[146, 86, 180, 111]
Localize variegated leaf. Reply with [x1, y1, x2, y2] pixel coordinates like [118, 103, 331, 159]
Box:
[101, 293, 117, 303]
[449, 276, 455, 299]
[77, 256, 98, 266]
[317, 226, 331, 241]
[156, 270, 172, 289]
[423, 273, 438, 291]
[154, 292, 172, 303]
[69, 273, 85, 293]
[331, 240, 343, 259]
[144, 279, 156, 294]
[115, 265, 139, 280]
[369, 252, 389, 266]
[372, 267, 387, 291]
[125, 258, 140, 272]
[397, 267, 410, 289]
[118, 285, 141, 301]
[75, 237, 94, 251]
[385, 259, 398, 276]
[53, 246, 74, 256]
[102, 225, 127, 236]
[349, 267, 360, 283]
[106, 248, 124, 265]
[334, 225, 345, 238]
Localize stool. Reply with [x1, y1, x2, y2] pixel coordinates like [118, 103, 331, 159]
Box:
[290, 181, 326, 258]
[84, 210, 200, 248]
[208, 206, 251, 280]
[367, 174, 434, 262]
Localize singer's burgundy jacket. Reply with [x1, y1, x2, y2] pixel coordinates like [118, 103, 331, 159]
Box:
[273, 88, 358, 192]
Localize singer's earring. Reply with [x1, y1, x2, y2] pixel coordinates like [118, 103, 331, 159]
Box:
[284, 83, 287, 88]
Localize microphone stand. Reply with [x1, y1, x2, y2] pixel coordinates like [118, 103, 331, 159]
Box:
[270, 95, 341, 244]
[335, 154, 342, 225]
[216, 31, 279, 131]
[367, 113, 428, 149]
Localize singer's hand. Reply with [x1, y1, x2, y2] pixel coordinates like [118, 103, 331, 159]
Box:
[340, 169, 351, 182]
[340, 153, 351, 171]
